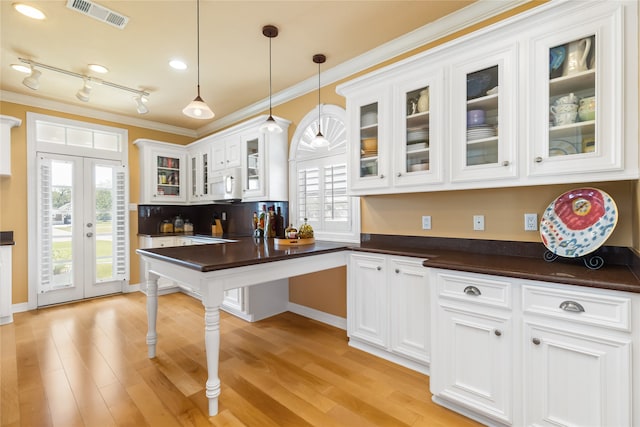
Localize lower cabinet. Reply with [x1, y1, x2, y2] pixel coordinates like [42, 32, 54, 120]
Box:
[430, 268, 638, 427]
[348, 252, 430, 373]
[139, 236, 181, 293]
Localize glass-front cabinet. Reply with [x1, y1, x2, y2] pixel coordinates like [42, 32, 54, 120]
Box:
[450, 43, 517, 183]
[240, 126, 289, 202]
[529, 6, 624, 178]
[188, 145, 212, 203]
[134, 139, 187, 204]
[393, 68, 444, 188]
[347, 86, 391, 192]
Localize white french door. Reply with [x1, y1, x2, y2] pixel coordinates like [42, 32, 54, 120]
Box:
[36, 153, 127, 306]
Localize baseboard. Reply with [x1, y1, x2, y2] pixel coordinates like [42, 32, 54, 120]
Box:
[287, 302, 347, 330]
[348, 338, 430, 375]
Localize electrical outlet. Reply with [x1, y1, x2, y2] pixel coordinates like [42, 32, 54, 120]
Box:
[524, 213, 538, 231]
[473, 215, 485, 231]
[422, 215, 432, 230]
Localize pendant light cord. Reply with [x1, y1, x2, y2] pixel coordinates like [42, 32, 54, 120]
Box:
[317, 60, 321, 134]
[196, 0, 201, 97]
[269, 35, 273, 114]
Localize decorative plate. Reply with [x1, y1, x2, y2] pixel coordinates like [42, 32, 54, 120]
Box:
[549, 140, 578, 156]
[539, 188, 618, 258]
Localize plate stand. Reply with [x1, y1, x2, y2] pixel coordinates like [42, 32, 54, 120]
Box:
[543, 250, 605, 270]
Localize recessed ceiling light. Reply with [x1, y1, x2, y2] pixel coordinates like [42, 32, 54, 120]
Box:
[13, 3, 46, 20]
[88, 64, 109, 74]
[169, 59, 187, 70]
[11, 64, 32, 73]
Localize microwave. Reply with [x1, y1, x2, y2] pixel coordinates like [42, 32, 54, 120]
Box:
[211, 167, 242, 201]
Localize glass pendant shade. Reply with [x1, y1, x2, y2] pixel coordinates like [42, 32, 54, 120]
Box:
[311, 53, 328, 148]
[183, 94, 214, 119]
[310, 130, 329, 148]
[260, 115, 282, 133]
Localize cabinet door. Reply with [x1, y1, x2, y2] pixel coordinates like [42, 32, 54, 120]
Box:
[241, 132, 265, 201]
[528, 5, 623, 178]
[188, 150, 211, 203]
[388, 257, 430, 364]
[348, 254, 387, 348]
[223, 288, 245, 312]
[151, 149, 187, 203]
[433, 304, 513, 424]
[212, 136, 241, 171]
[450, 43, 517, 183]
[393, 68, 444, 188]
[523, 322, 631, 427]
[348, 87, 391, 192]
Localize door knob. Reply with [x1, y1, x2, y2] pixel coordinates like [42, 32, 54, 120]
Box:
[86, 223, 93, 228]
[86, 232, 93, 237]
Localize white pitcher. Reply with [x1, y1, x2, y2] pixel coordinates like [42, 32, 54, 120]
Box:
[563, 38, 591, 76]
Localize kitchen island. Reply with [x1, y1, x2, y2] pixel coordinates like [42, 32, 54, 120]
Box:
[136, 237, 350, 416]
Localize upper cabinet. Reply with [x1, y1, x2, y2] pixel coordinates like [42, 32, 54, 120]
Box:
[337, 0, 638, 196]
[0, 115, 22, 177]
[240, 125, 289, 202]
[211, 136, 241, 172]
[187, 142, 212, 204]
[135, 139, 187, 204]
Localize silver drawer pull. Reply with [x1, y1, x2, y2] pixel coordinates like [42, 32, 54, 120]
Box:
[559, 300, 585, 313]
[463, 286, 481, 296]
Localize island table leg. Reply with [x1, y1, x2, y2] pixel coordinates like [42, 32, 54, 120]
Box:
[204, 305, 221, 416]
[146, 272, 159, 358]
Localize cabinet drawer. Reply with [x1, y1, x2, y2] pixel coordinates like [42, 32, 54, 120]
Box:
[522, 284, 631, 331]
[436, 271, 512, 310]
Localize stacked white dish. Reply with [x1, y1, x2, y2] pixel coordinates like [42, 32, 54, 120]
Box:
[408, 129, 428, 143]
[466, 124, 496, 141]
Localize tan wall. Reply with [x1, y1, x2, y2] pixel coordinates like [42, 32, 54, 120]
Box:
[0, 101, 193, 304]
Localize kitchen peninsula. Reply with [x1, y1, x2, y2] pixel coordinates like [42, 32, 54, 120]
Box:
[137, 237, 350, 416]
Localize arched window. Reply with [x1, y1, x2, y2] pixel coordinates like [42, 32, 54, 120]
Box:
[289, 104, 359, 243]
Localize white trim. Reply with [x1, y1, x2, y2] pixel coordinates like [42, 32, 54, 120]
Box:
[287, 302, 347, 331]
[1, 1, 528, 138]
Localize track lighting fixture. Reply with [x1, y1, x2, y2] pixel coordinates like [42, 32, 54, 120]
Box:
[15, 58, 150, 114]
[310, 54, 329, 148]
[259, 25, 282, 134]
[76, 79, 92, 102]
[134, 95, 149, 114]
[182, 0, 214, 119]
[22, 67, 41, 90]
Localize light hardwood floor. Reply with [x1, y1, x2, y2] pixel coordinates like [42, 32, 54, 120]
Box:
[1, 292, 481, 427]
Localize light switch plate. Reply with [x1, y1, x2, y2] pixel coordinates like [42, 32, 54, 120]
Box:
[422, 215, 432, 230]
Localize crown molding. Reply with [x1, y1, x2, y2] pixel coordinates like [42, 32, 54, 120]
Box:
[0, 90, 197, 137]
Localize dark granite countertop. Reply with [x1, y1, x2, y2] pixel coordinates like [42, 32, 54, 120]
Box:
[136, 236, 350, 272]
[353, 234, 640, 294]
[0, 231, 14, 246]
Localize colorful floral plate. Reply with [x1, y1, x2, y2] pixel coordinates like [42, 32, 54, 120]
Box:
[539, 188, 618, 258]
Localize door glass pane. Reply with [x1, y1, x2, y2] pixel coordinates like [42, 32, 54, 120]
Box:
[548, 35, 596, 156]
[51, 160, 74, 288]
[359, 102, 378, 177]
[406, 86, 430, 173]
[466, 65, 499, 166]
[94, 165, 115, 281]
[202, 153, 209, 195]
[246, 138, 259, 190]
[157, 155, 180, 197]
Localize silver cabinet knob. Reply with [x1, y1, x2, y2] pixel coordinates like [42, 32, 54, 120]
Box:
[463, 285, 481, 296]
[397, 172, 402, 177]
[532, 338, 541, 345]
[86, 232, 93, 237]
[502, 161, 510, 167]
[494, 329, 502, 337]
[376, 266, 382, 271]
[86, 223, 93, 228]
[379, 174, 385, 179]
[534, 156, 543, 163]
[395, 268, 400, 273]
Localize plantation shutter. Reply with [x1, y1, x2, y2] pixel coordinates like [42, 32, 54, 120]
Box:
[114, 168, 127, 279]
[37, 157, 53, 292]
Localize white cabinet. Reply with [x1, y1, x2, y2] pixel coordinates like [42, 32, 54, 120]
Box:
[0, 244, 13, 325]
[0, 115, 22, 177]
[336, 0, 638, 195]
[527, 2, 634, 181]
[138, 235, 180, 293]
[240, 127, 289, 202]
[211, 136, 241, 171]
[522, 283, 633, 427]
[449, 41, 518, 183]
[188, 144, 212, 203]
[134, 139, 188, 204]
[348, 253, 430, 372]
[430, 268, 639, 427]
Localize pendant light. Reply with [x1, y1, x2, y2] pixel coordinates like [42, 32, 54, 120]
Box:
[310, 54, 329, 148]
[182, 0, 214, 119]
[259, 25, 282, 133]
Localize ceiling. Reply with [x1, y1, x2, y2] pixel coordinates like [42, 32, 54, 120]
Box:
[1, 0, 519, 136]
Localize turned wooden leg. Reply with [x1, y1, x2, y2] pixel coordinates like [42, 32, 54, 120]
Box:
[146, 270, 159, 359]
[204, 305, 221, 415]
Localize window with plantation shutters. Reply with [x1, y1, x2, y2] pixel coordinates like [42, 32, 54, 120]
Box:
[289, 105, 359, 242]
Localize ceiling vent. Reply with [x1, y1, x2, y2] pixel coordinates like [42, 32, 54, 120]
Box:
[66, 0, 129, 29]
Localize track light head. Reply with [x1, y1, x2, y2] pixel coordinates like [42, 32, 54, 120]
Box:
[22, 67, 41, 90]
[76, 79, 92, 102]
[134, 95, 149, 114]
